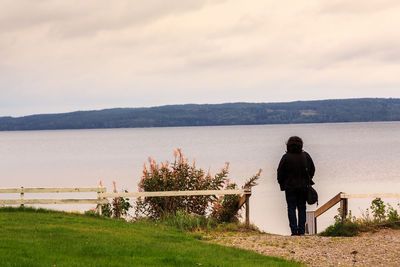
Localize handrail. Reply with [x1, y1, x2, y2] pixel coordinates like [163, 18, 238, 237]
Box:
[341, 193, 400, 198]
[315, 192, 400, 218]
[314, 192, 342, 218]
[307, 192, 400, 234]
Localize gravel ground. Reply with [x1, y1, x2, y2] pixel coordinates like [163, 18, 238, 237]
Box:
[207, 228, 400, 266]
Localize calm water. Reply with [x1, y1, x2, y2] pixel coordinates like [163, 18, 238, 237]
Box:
[1, 122, 399, 235]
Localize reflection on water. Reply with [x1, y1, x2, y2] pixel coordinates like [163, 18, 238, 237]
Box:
[1, 122, 400, 235]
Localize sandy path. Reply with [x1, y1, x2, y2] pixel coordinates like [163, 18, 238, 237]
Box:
[207, 228, 400, 266]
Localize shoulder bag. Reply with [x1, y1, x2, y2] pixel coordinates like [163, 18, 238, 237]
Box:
[302, 152, 318, 205]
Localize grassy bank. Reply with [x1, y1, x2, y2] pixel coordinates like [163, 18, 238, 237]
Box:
[320, 198, 400, 237]
[320, 219, 400, 237]
[0, 207, 302, 266]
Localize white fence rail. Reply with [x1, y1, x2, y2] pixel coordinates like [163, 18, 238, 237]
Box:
[0, 199, 106, 205]
[0, 187, 108, 207]
[0, 187, 106, 193]
[99, 189, 249, 198]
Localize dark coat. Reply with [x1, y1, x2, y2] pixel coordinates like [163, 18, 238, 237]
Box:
[277, 151, 315, 191]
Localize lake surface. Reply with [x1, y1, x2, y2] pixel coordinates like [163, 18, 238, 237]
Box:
[1, 122, 399, 235]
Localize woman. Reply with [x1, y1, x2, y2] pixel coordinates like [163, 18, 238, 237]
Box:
[277, 136, 315, 236]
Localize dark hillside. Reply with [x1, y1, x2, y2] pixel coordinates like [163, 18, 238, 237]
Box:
[1, 98, 400, 131]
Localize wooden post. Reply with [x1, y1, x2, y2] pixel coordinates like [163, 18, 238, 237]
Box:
[20, 186, 24, 208]
[306, 211, 316, 234]
[340, 198, 348, 221]
[245, 194, 250, 228]
[97, 181, 103, 216]
[98, 199, 102, 216]
[244, 188, 251, 228]
[113, 181, 121, 218]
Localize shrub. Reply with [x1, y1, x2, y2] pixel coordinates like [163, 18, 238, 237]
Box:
[387, 204, 400, 222]
[321, 198, 400, 236]
[210, 182, 240, 223]
[98, 189, 132, 219]
[135, 149, 228, 219]
[370, 198, 386, 222]
[135, 149, 261, 223]
[321, 220, 360, 237]
[211, 170, 261, 223]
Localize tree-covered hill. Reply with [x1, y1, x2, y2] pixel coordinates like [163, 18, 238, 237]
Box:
[1, 98, 400, 131]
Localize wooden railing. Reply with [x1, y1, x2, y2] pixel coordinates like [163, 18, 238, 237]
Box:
[0, 187, 108, 206]
[0, 187, 252, 226]
[306, 193, 400, 234]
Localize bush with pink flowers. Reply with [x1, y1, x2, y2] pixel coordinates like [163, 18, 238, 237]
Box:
[135, 149, 261, 223]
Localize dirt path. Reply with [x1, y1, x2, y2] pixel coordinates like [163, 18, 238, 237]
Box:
[207, 228, 400, 266]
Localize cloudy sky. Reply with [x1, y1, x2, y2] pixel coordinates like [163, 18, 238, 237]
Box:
[1, 0, 400, 116]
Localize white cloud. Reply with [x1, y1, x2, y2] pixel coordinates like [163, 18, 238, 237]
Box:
[0, 0, 400, 116]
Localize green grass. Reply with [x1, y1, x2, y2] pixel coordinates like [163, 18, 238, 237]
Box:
[0, 207, 302, 267]
[152, 210, 260, 233]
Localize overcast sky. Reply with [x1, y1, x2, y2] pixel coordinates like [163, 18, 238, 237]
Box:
[1, 0, 400, 116]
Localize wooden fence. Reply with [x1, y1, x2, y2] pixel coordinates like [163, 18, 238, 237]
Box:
[306, 193, 400, 234]
[0, 187, 108, 205]
[98, 188, 252, 226]
[0, 187, 252, 227]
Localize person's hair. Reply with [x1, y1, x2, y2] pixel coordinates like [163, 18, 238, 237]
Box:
[286, 136, 303, 153]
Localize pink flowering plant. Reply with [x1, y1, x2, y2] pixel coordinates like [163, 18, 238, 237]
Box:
[135, 149, 261, 223]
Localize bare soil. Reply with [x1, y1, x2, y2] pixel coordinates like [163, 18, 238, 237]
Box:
[206, 228, 400, 266]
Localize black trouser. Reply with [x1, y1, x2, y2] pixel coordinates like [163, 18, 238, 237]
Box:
[285, 188, 307, 235]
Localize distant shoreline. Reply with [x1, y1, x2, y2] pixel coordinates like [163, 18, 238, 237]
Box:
[1, 120, 400, 133]
[1, 98, 400, 131]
